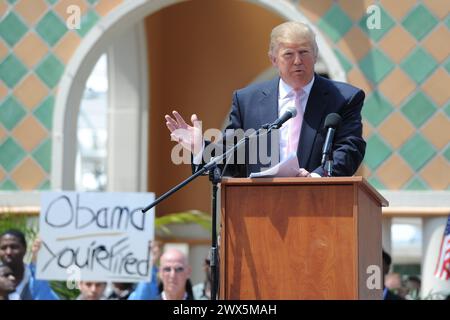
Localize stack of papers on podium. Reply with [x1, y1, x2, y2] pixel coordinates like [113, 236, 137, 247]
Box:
[249, 153, 300, 178]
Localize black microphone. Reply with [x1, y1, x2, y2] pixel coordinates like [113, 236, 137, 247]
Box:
[264, 105, 297, 129]
[321, 113, 342, 166]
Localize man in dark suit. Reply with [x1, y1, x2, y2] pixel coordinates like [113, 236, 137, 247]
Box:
[165, 21, 366, 177]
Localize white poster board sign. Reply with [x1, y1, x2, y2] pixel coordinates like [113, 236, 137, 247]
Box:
[37, 192, 155, 282]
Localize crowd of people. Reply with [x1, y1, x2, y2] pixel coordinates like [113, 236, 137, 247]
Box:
[2, 229, 448, 300]
[382, 249, 425, 300]
[0, 229, 211, 300]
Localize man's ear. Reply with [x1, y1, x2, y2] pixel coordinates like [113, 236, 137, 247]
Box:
[269, 53, 277, 67]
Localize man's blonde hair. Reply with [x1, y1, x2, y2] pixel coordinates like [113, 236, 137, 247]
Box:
[269, 21, 318, 58]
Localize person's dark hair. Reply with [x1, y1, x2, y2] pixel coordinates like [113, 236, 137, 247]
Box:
[382, 249, 391, 266]
[185, 279, 194, 300]
[406, 275, 421, 285]
[0, 229, 27, 249]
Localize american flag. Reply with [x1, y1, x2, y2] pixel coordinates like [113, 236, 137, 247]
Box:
[434, 215, 450, 280]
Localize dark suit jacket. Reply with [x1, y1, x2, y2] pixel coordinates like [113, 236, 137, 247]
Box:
[199, 74, 366, 177]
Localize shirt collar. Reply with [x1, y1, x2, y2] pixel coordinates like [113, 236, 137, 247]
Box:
[161, 291, 188, 300]
[8, 263, 31, 300]
[278, 75, 315, 99]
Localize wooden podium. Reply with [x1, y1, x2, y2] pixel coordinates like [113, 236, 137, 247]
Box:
[219, 177, 388, 300]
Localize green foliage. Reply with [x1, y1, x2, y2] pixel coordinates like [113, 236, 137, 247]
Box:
[49, 281, 80, 300]
[155, 210, 212, 235]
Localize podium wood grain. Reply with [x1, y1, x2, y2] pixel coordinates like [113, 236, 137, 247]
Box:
[219, 177, 387, 300]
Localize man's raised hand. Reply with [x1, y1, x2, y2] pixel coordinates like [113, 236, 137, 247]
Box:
[165, 111, 203, 156]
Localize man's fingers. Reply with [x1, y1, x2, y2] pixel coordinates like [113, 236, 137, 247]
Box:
[166, 121, 176, 132]
[298, 168, 311, 177]
[191, 114, 201, 129]
[172, 111, 187, 127]
[165, 115, 178, 127]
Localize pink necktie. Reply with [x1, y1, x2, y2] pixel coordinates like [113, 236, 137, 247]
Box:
[287, 89, 304, 156]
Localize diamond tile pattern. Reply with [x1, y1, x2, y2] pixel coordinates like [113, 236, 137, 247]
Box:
[0, 54, 27, 88]
[38, 179, 50, 190]
[0, 12, 28, 46]
[0, 40, 7, 61]
[35, 54, 64, 88]
[378, 67, 415, 106]
[422, 68, 450, 106]
[444, 145, 450, 163]
[0, 179, 18, 191]
[401, 92, 436, 128]
[377, 154, 413, 189]
[402, 4, 438, 41]
[400, 47, 438, 84]
[317, 4, 353, 42]
[445, 102, 450, 118]
[12, 115, 47, 152]
[13, 32, 48, 68]
[13, 73, 48, 110]
[422, 113, 450, 149]
[444, 57, 450, 73]
[399, 134, 436, 171]
[378, 25, 416, 64]
[33, 95, 54, 130]
[422, 25, 450, 63]
[0, 0, 130, 191]
[333, 49, 352, 72]
[0, 125, 6, 143]
[77, 10, 100, 37]
[379, 112, 414, 149]
[0, 137, 26, 171]
[358, 5, 395, 42]
[11, 157, 46, 190]
[0, 96, 26, 130]
[364, 134, 392, 170]
[15, 0, 48, 25]
[32, 139, 51, 173]
[367, 176, 386, 190]
[36, 11, 68, 46]
[420, 156, 450, 189]
[404, 177, 429, 190]
[362, 92, 393, 127]
[359, 48, 395, 84]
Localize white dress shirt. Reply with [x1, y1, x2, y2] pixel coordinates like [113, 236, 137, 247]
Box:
[277, 76, 315, 163]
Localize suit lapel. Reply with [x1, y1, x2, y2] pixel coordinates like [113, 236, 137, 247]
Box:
[257, 77, 279, 127]
[254, 78, 279, 170]
[298, 75, 328, 168]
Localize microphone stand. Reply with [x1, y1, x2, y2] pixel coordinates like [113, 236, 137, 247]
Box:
[321, 126, 336, 177]
[141, 126, 270, 300]
[323, 157, 333, 177]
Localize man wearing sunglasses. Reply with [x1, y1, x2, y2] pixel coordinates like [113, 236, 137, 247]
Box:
[158, 248, 194, 300]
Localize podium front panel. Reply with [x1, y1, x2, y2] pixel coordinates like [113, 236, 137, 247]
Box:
[220, 183, 357, 299]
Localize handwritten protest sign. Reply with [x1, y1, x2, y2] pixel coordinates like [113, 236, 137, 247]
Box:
[36, 192, 154, 282]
